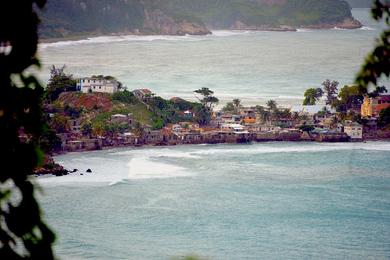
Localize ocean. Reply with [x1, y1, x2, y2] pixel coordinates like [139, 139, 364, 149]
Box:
[39, 142, 390, 259]
[37, 9, 386, 106]
[36, 8, 390, 259]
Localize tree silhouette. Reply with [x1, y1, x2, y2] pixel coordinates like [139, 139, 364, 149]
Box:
[356, 0, 390, 93]
[0, 0, 55, 258]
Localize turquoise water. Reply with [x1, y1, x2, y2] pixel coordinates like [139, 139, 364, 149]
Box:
[36, 8, 390, 259]
[38, 9, 386, 105]
[39, 142, 390, 259]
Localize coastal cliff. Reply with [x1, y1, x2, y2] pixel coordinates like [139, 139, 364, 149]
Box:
[143, 9, 210, 36]
[39, 0, 361, 39]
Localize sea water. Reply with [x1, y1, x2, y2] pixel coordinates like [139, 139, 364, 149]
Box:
[36, 8, 390, 259]
[39, 142, 390, 259]
[37, 9, 386, 105]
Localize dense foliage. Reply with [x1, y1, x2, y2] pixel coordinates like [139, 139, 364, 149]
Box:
[39, 0, 356, 38]
[378, 106, 390, 127]
[0, 0, 55, 258]
[356, 0, 390, 93]
[45, 65, 77, 102]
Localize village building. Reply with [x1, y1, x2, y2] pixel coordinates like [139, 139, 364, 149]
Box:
[343, 122, 363, 140]
[133, 89, 152, 101]
[183, 110, 196, 119]
[68, 118, 82, 133]
[361, 95, 390, 118]
[78, 77, 120, 94]
[221, 124, 249, 134]
[141, 130, 164, 145]
[110, 113, 133, 125]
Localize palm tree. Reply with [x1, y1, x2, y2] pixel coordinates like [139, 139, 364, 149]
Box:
[256, 105, 271, 123]
[267, 100, 277, 112]
[233, 98, 241, 114]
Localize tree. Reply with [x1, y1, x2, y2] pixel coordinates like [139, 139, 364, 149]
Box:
[194, 88, 219, 125]
[112, 90, 136, 104]
[45, 65, 77, 102]
[92, 121, 105, 137]
[0, 0, 55, 258]
[256, 105, 271, 123]
[50, 114, 70, 133]
[356, 0, 390, 93]
[322, 79, 339, 106]
[299, 124, 315, 133]
[303, 87, 323, 105]
[266, 100, 277, 112]
[194, 88, 219, 110]
[338, 85, 364, 111]
[232, 98, 241, 114]
[378, 107, 390, 128]
[222, 102, 235, 113]
[40, 127, 63, 154]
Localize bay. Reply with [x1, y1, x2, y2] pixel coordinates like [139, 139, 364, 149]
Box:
[38, 9, 384, 105]
[39, 142, 390, 259]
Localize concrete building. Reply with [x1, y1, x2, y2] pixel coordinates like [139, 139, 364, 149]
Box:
[78, 77, 120, 94]
[133, 89, 152, 101]
[343, 122, 363, 140]
[361, 95, 390, 118]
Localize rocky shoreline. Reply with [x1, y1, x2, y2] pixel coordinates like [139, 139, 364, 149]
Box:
[40, 17, 363, 44]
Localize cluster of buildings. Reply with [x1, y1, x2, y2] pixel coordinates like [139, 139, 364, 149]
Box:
[53, 76, 390, 152]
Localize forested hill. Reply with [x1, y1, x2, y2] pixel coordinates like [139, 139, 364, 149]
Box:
[39, 0, 362, 39]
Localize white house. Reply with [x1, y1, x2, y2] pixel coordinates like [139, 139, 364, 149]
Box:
[343, 122, 363, 140]
[77, 77, 120, 94]
[221, 124, 249, 134]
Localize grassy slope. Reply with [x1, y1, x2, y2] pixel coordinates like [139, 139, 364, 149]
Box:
[57, 92, 153, 125]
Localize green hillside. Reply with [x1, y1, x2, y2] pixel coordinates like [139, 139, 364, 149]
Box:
[39, 0, 360, 39]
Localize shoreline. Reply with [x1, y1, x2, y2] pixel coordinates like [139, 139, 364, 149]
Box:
[51, 136, 390, 157]
[39, 24, 363, 44]
[39, 139, 390, 177]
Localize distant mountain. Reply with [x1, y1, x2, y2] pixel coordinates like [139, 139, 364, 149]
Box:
[39, 0, 362, 39]
[346, 0, 372, 8]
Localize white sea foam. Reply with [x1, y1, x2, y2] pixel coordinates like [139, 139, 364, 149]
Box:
[127, 157, 192, 180]
[38, 150, 194, 186]
[360, 26, 375, 31]
[296, 28, 313, 33]
[211, 30, 252, 37]
[333, 27, 348, 31]
[112, 147, 201, 159]
[191, 142, 390, 156]
[39, 34, 205, 49]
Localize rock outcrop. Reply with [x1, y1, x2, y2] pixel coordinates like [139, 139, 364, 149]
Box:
[231, 20, 297, 31]
[302, 17, 362, 29]
[143, 9, 211, 36]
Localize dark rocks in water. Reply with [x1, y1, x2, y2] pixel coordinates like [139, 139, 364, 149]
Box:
[86, 169, 92, 173]
[71, 169, 78, 173]
[34, 157, 69, 177]
[80, 173, 84, 175]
